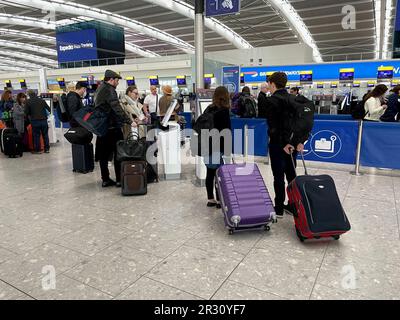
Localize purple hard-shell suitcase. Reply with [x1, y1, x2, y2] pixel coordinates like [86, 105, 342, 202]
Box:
[216, 163, 277, 235]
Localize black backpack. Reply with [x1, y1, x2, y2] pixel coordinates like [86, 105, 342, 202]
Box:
[287, 95, 315, 145]
[57, 94, 71, 123]
[351, 100, 367, 120]
[191, 105, 218, 156]
[240, 96, 257, 118]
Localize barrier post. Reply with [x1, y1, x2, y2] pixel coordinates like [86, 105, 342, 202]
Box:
[351, 120, 364, 176]
[244, 124, 248, 161]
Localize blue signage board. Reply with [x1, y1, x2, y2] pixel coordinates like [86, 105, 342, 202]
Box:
[242, 60, 400, 83]
[222, 66, 240, 93]
[56, 29, 98, 63]
[205, 0, 240, 17]
[301, 120, 359, 165]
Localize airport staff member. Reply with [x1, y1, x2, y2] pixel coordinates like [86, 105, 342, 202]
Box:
[95, 70, 133, 188]
[143, 85, 159, 124]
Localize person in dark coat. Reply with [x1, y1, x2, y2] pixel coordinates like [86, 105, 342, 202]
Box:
[257, 83, 269, 119]
[25, 90, 51, 154]
[263, 72, 306, 218]
[67, 82, 87, 128]
[204, 86, 232, 208]
[380, 85, 400, 122]
[95, 70, 133, 188]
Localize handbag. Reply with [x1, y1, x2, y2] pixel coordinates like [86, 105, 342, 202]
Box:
[73, 106, 109, 137]
[64, 127, 93, 145]
[116, 132, 147, 162]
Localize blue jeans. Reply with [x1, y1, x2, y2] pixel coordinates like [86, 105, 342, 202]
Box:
[31, 119, 50, 152]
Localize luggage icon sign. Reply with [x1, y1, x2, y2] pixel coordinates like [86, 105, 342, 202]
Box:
[315, 136, 337, 153]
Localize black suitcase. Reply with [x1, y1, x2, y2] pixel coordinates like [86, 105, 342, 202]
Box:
[121, 161, 147, 196]
[72, 143, 94, 174]
[1, 128, 23, 158]
[287, 153, 351, 242]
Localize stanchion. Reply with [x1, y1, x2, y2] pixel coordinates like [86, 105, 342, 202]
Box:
[350, 120, 364, 176]
[244, 124, 248, 161]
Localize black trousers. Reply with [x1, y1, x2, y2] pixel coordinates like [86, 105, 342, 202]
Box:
[206, 167, 220, 201]
[96, 128, 124, 183]
[269, 144, 297, 213]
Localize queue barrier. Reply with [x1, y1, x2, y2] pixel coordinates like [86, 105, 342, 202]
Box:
[314, 114, 353, 121]
[231, 118, 268, 157]
[360, 122, 400, 170]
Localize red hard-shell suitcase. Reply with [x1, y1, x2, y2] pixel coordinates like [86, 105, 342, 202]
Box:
[216, 163, 277, 235]
[287, 152, 351, 242]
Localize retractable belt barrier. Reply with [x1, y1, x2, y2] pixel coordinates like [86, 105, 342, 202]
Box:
[360, 122, 400, 170]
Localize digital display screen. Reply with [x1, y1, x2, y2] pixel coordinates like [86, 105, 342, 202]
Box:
[5, 81, 12, 88]
[377, 70, 394, 79]
[339, 72, 354, 81]
[58, 80, 66, 89]
[56, 29, 98, 63]
[240, 75, 245, 84]
[353, 83, 360, 88]
[20, 81, 27, 89]
[300, 74, 313, 82]
[331, 83, 338, 88]
[368, 83, 375, 87]
[47, 79, 61, 91]
[127, 79, 135, 86]
[150, 78, 159, 86]
[177, 78, 187, 86]
[204, 78, 212, 85]
[317, 84, 324, 88]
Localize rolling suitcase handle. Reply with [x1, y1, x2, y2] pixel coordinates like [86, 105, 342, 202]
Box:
[289, 148, 308, 176]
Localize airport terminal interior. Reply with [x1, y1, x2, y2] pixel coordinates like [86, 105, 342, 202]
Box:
[0, 0, 400, 301]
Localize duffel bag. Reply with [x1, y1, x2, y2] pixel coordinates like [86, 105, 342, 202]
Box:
[64, 127, 93, 145]
[73, 106, 109, 137]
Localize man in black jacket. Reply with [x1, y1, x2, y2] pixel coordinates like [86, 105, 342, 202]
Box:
[67, 82, 87, 128]
[95, 70, 133, 188]
[263, 72, 305, 218]
[257, 82, 269, 119]
[25, 90, 51, 154]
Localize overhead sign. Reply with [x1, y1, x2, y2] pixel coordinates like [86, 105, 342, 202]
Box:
[222, 66, 240, 93]
[205, 0, 240, 17]
[242, 60, 400, 83]
[56, 29, 98, 63]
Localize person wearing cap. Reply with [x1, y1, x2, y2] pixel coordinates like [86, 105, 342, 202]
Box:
[94, 70, 133, 188]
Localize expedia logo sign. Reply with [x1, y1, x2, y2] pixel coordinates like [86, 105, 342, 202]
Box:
[59, 42, 94, 52]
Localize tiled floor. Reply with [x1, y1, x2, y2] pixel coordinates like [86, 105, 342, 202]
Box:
[0, 139, 399, 300]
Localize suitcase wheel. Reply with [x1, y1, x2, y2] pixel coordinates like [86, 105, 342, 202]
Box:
[296, 228, 305, 242]
[228, 229, 234, 235]
[264, 225, 271, 232]
[332, 235, 340, 241]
